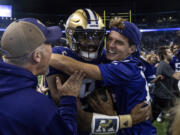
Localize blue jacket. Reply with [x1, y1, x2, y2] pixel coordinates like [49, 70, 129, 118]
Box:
[0, 61, 77, 135]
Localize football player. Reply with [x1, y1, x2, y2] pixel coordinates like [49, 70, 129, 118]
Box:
[46, 8, 106, 107]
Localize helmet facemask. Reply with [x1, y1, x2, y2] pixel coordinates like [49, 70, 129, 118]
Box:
[71, 28, 106, 61]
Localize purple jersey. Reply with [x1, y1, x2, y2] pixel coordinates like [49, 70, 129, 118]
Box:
[170, 55, 180, 72]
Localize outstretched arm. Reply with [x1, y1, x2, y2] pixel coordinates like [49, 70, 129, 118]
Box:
[50, 54, 102, 80]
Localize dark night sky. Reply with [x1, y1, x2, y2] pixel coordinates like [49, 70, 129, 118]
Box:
[0, 0, 180, 15]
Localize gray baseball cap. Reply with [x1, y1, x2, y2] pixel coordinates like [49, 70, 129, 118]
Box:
[1, 18, 62, 58]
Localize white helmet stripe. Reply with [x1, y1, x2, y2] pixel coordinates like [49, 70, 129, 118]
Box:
[85, 8, 98, 25]
[84, 8, 100, 29]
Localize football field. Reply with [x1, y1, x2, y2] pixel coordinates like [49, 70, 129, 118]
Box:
[153, 120, 169, 135]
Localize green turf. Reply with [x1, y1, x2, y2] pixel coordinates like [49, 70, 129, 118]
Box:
[153, 120, 169, 135]
[38, 75, 42, 84]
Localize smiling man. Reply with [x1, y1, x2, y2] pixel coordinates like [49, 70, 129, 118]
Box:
[50, 17, 156, 135]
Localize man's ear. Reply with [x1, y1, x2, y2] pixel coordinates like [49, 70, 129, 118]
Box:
[32, 51, 41, 63]
[129, 45, 136, 53]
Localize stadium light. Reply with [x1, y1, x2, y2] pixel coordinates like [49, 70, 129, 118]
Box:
[0, 5, 12, 17]
[1, 28, 180, 33]
[140, 27, 180, 32]
[0, 28, 6, 31]
[106, 28, 180, 33]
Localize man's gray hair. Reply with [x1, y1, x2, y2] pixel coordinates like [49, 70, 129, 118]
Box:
[3, 53, 32, 66]
[3, 44, 46, 66]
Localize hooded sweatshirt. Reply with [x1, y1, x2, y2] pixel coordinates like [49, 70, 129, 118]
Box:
[0, 61, 77, 135]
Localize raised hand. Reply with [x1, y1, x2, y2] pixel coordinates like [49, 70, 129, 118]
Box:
[56, 70, 86, 97]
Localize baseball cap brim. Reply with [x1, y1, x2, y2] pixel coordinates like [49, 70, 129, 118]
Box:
[46, 26, 62, 43]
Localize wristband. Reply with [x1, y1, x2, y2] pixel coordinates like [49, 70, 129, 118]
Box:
[91, 113, 119, 134]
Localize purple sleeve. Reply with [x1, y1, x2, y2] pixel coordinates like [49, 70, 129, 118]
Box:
[98, 61, 134, 86]
[44, 96, 78, 135]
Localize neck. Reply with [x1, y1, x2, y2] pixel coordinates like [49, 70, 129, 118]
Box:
[23, 64, 39, 76]
[163, 59, 169, 64]
[3, 58, 39, 76]
[118, 54, 131, 61]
